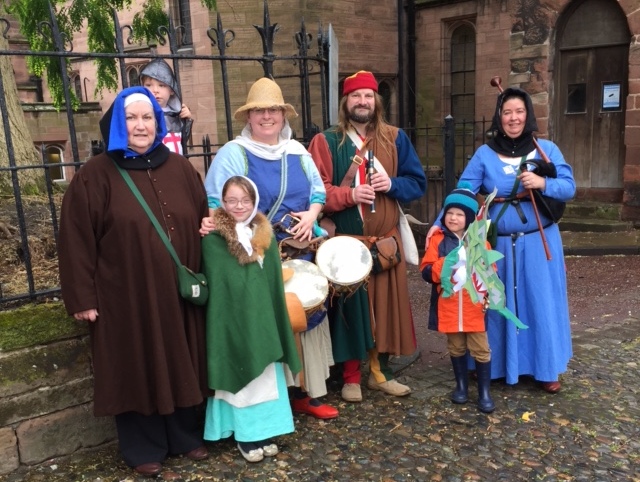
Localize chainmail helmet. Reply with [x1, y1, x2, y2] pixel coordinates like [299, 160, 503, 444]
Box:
[139, 59, 183, 132]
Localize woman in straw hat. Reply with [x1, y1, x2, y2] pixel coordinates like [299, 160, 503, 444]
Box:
[202, 77, 339, 423]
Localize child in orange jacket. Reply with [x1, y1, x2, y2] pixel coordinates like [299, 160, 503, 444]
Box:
[420, 183, 495, 413]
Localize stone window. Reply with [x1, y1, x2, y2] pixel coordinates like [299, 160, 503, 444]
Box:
[126, 65, 143, 87]
[70, 73, 83, 102]
[42, 144, 65, 182]
[169, 0, 193, 47]
[378, 80, 393, 123]
[450, 24, 476, 122]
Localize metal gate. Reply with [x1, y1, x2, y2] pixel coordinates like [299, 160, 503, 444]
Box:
[0, 0, 330, 305]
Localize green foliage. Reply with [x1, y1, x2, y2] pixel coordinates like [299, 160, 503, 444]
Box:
[2, 0, 217, 108]
[131, 0, 168, 46]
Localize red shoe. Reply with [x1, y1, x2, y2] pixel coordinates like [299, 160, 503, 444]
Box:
[540, 381, 561, 393]
[292, 397, 339, 419]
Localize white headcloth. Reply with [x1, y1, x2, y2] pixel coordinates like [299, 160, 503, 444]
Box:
[124, 93, 153, 108]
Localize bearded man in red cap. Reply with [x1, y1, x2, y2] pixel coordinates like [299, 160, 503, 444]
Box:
[308, 71, 426, 402]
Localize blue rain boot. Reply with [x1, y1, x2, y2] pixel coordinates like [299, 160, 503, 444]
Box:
[450, 355, 469, 404]
[475, 360, 496, 413]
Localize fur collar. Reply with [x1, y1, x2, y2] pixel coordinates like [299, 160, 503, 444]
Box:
[212, 209, 273, 265]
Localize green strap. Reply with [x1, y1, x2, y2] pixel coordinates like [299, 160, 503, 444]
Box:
[492, 157, 525, 225]
[112, 161, 182, 268]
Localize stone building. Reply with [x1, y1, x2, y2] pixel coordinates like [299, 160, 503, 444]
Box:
[6, 0, 640, 219]
[1, 0, 639, 474]
[414, 0, 640, 221]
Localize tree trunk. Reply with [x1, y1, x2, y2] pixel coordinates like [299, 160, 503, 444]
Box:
[0, 34, 42, 192]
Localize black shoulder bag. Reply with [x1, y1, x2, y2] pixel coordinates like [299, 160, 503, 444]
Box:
[520, 158, 566, 223]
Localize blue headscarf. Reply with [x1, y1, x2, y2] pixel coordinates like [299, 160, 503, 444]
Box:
[100, 86, 167, 158]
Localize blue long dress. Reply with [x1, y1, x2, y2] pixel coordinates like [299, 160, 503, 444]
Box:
[460, 139, 575, 384]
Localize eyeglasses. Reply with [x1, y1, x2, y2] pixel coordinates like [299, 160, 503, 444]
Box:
[223, 198, 253, 208]
[251, 107, 283, 116]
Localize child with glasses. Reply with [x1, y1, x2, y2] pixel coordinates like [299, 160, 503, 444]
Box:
[201, 175, 301, 463]
[202, 77, 338, 421]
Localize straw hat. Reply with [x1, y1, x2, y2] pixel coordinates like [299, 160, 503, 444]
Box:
[284, 292, 307, 333]
[234, 77, 298, 121]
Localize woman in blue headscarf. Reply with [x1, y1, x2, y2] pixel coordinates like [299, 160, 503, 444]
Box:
[58, 87, 209, 477]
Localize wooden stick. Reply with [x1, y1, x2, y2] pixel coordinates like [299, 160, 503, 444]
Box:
[532, 137, 551, 164]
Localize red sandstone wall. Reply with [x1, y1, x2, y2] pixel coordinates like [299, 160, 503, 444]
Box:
[415, 0, 640, 221]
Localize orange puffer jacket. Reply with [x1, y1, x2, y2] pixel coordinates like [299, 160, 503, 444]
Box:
[420, 230, 487, 333]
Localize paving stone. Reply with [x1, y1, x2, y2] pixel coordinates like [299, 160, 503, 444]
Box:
[2, 259, 639, 481]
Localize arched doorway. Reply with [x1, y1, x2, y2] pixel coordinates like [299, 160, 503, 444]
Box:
[553, 0, 630, 200]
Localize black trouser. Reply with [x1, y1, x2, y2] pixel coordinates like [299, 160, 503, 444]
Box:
[115, 406, 203, 467]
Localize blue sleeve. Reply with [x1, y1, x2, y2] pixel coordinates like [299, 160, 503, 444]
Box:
[458, 146, 487, 195]
[421, 265, 433, 283]
[386, 129, 427, 203]
[537, 140, 576, 202]
[203, 142, 247, 209]
[300, 152, 326, 206]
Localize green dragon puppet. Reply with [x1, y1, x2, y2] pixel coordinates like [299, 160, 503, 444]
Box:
[440, 188, 527, 330]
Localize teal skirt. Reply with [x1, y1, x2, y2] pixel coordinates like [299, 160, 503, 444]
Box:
[204, 363, 294, 442]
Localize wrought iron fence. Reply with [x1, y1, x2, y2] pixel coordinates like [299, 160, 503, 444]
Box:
[0, 118, 489, 307]
[0, 1, 490, 307]
[0, 1, 331, 306]
[403, 116, 490, 249]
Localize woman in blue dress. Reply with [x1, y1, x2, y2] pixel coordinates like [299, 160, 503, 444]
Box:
[430, 87, 575, 393]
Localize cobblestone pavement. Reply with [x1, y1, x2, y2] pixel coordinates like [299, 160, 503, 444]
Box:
[2, 257, 639, 482]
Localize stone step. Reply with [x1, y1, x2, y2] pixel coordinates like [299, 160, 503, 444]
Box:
[558, 217, 634, 233]
[561, 230, 640, 256]
[563, 201, 621, 220]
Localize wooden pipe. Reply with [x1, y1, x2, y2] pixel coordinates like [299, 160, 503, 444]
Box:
[490, 76, 503, 92]
[490, 76, 552, 260]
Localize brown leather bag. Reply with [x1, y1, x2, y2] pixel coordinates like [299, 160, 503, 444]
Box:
[370, 236, 401, 274]
[278, 236, 324, 261]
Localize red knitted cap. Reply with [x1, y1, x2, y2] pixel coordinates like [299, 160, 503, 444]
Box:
[343, 71, 378, 96]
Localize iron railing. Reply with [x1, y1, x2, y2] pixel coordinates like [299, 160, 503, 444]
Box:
[0, 116, 490, 307]
[0, 1, 490, 306]
[0, 1, 330, 306]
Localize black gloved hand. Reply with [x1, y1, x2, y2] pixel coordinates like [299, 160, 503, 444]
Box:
[520, 158, 557, 178]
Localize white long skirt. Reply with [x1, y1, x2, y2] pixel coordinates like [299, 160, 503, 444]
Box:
[284, 314, 334, 398]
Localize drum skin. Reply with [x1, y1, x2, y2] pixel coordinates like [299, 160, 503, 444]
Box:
[315, 237, 373, 295]
[282, 259, 329, 314]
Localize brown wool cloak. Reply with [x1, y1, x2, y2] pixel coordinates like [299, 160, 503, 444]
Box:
[58, 152, 209, 416]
